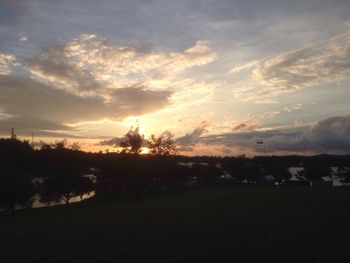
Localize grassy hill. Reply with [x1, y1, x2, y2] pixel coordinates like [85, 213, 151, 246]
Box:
[1, 186, 350, 262]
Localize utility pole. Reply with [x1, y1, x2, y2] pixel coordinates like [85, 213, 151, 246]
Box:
[10, 128, 16, 139]
[31, 132, 34, 148]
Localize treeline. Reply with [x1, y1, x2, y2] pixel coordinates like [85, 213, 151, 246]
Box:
[1, 136, 350, 214]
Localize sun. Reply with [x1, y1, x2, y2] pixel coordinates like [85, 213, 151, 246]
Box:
[138, 123, 146, 135]
[123, 116, 147, 136]
[141, 147, 150, 154]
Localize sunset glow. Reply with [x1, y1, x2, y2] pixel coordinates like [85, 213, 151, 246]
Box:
[0, 0, 350, 155]
[2, 2, 350, 261]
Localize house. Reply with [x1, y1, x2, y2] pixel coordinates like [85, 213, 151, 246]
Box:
[286, 167, 308, 186]
[330, 167, 350, 187]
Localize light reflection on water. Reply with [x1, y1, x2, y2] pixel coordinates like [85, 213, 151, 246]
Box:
[35, 191, 95, 208]
[15, 191, 95, 210]
[25, 175, 97, 209]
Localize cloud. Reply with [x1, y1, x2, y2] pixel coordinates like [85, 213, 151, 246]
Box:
[0, 34, 216, 137]
[311, 115, 350, 151]
[107, 86, 172, 117]
[284, 104, 303, 113]
[177, 115, 350, 156]
[27, 35, 215, 97]
[0, 0, 30, 23]
[0, 53, 16, 75]
[232, 85, 256, 101]
[98, 137, 124, 147]
[0, 76, 171, 133]
[230, 31, 350, 100]
[255, 98, 278, 104]
[0, 76, 105, 123]
[229, 60, 260, 74]
[0, 0, 27, 13]
[0, 116, 75, 131]
[27, 42, 104, 97]
[176, 120, 209, 146]
[261, 111, 280, 120]
[233, 121, 260, 131]
[253, 31, 350, 94]
[293, 104, 302, 110]
[169, 79, 217, 107]
[19, 36, 27, 42]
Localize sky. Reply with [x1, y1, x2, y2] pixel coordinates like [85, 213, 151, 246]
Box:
[0, 0, 350, 155]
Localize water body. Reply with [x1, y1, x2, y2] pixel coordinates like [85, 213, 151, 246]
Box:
[12, 191, 95, 210]
[30, 191, 95, 209]
[25, 175, 97, 209]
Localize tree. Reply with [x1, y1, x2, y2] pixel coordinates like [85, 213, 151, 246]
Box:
[263, 165, 291, 184]
[336, 167, 350, 184]
[0, 169, 35, 214]
[0, 137, 33, 155]
[222, 157, 262, 183]
[119, 127, 144, 155]
[302, 165, 331, 186]
[54, 139, 67, 150]
[40, 143, 53, 150]
[40, 164, 93, 206]
[147, 131, 177, 156]
[69, 142, 82, 151]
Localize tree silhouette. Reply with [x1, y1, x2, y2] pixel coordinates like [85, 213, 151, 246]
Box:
[147, 131, 177, 156]
[69, 142, 82, 151]
[40, 165, 93, 206]
[0, 169, 35, 214]
[54, 139, 67, 150]
[336, 167, 350, 184]
[119, 127, 144, 155]
[263, 165, 291, 184]
[302, 165, 331, 186]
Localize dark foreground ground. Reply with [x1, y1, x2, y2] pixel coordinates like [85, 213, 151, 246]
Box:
[1, 186, 350, 263]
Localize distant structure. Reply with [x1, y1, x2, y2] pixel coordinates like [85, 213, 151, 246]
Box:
[10, 128, 16, 139]
[256, 140, 265, 155]
[31, 132, 34, 148]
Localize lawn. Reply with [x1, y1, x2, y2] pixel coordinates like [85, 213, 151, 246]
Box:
[1, 185, 350, 262]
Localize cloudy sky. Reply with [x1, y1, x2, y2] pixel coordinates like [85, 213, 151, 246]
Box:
[0, 0, 350, 155]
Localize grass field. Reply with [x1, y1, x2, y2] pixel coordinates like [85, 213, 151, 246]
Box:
[1, 185, 350, 262]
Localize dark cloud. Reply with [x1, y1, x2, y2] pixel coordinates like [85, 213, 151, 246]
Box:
[179, 115, 350, 155]
[0, 0, 29, 23]
[176, 121, 209, 146]
[233, 123, 247, 131]
[0, 114, 85, 138]
[0, 116, 75, 131]
[98, 137, 124, 147]
[0, 75, 172, 132]
[0, 76, 106, 123]
[233, 122, 260, 131]
[0, 34, 215, 137]
[26, 35, 214, 98]
[108, 87, 172, 118]
[27, 44, 103, 95]
[252, 31, 350, 95]
[311, 115, 350, 151]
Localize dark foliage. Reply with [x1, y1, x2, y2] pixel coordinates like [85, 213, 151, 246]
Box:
[0, 169, 35, 213]
[147, 132, 177, 156]
[1, 136, 350, 212]
[119, 127, 144, 154]
[263, 165, 292, 183]
[336, 166, 350, 183]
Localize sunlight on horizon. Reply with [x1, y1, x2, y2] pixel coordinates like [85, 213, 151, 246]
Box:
[0, 0, 350, 156]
